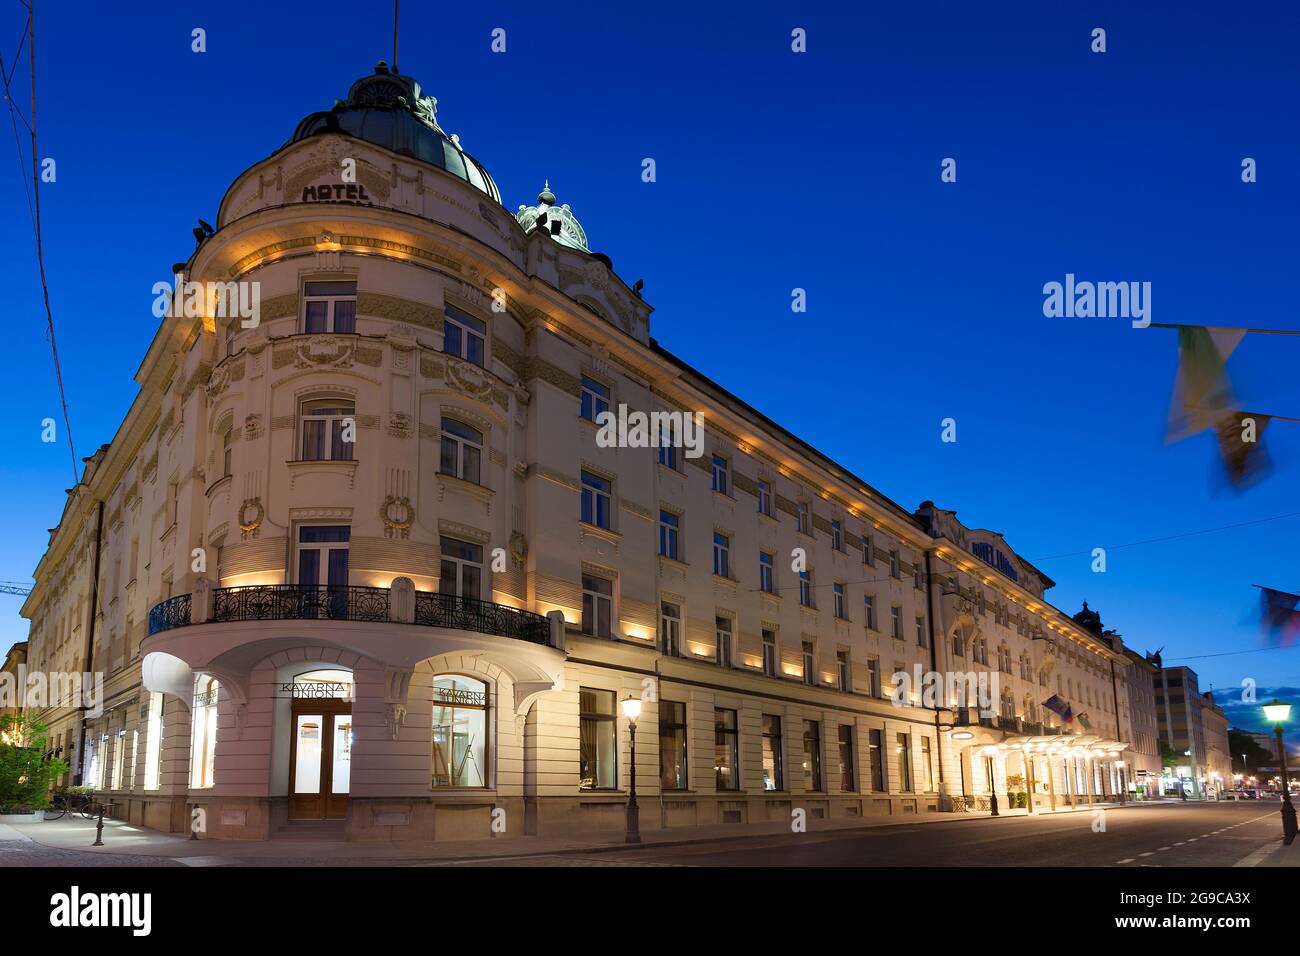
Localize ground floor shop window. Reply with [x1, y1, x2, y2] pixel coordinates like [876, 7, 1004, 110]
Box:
[659, 700, 688, 791]
[579, 687, 617, 789]
[431, 675, 488, 787]
[190, 676, 219, 789]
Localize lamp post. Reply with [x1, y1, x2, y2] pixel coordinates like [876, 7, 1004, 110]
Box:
[1261, 700, 1296, 845]
[985, 749, 1000, 817]
[621, 697, 642, 844]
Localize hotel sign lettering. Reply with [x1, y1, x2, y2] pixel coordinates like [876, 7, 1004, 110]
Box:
[301, 184, 372, 203]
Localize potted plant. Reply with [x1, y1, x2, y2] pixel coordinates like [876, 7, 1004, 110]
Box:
[0, 715, 70, 823]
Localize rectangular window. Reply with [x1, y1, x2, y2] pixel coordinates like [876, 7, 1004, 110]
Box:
[799, 569, 813, 608]
[916, 616, 927, 647]
[443, 304, 485, 366]
[579, 688, 617, 790]
[757, 479, 772, 516]
[143, 691, 163, 790]
[867, 658, 881, 698]
[439, 536, 483, 601]
[659, 510, 679, 560]
[715, 616, 732, 668]
[711, 455, 730, 495]
[111, 730, 125, 789]
[302, 280, 357, 334]
[658, 420, 678, 471]
[896, 732, 912, 791]
[922, 737, 935, 792]
[797, 501, 810, 535]
[296, 525, 350, 591]
[439, 418, 483, 485]
[803, 720, 822, 792]
[715, 708, 739, 791]
[660, 602, 680, 656]
[837, 725, 856, 792]
[761, 715, 784, 791]
[889, 549, 900, 579]
[802, 641, 816, 685]
[581, 575, 613, 638]
[869, 729, 884, 791]
[580, 375, 610, 423]
[762, 629, 778, 677]
[222, 427, 233, 479]
[758, 551, 774, 593]
[659, 701, 688, 792]
[712, 531, 731, 578]
[891, 606, 902, 640]
[581, 471, 611, 529]
[837, 650, 851, 692]
[300, 399, 355, 461]
[863, 534, 874, 566]
[831, 519, 843, 551]
[913, 560, 924, 590]
[864, 594, 877, 630]
[833, 582, 846, 619]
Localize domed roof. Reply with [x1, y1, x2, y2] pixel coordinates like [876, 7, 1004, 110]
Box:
[290, 62, 501, 204]
[516, 181, 589, 252]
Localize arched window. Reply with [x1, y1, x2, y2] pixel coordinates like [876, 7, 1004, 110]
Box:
[439, 419, 483, 484]
[431, 675, 489, 788]
[190, 676, 219, 789]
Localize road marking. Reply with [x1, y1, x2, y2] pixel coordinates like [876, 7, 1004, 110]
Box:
[1173, 841, 1185, 846]
[1233, 841, 1284, 868]
[1157, 846, 1170, 851]
[1139, 852, 1154, 857]
[1116, 857, 1135, 864]
[175, 856, 234, 867]
[1187, 838, 1197, 842]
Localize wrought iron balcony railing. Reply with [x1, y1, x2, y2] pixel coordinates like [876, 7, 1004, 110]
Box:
[147, 584, 552, 647]
[414, 591, 550, 645]
[211, 584, 390, 623]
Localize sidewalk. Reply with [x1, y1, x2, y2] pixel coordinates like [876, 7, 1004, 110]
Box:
[1, 799, 1147, 865]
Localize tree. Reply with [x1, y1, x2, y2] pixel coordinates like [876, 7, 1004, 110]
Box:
[1159, 743, 1183, 769]
[0, 715, 70, 812]
[1228, 729, 1275, 774]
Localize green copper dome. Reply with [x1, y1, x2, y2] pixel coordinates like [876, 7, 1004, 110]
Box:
[290, 62, 501, 204]
[516, 181, 589, 252]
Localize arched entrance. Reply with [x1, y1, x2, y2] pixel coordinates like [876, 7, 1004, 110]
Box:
[286, 668, 354, 820]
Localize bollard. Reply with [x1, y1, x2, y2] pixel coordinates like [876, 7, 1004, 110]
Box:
[190, 803, 199, 840]
[92, 806, 104, 847]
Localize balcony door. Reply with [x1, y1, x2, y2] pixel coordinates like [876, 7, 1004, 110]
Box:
[287, 670, 354, 820]
[297, 525, 350, 617]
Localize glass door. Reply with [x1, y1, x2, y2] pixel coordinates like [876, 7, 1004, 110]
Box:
[288, 699, 351, 820]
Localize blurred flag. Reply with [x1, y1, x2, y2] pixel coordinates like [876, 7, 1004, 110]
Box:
[1166, 326, 1246, 443]
[1259, 586, 1300, 646]
[1076, 712, 1093, 732]
[1043, 695, 1074, 723]
[1213, 411, 1272, 488]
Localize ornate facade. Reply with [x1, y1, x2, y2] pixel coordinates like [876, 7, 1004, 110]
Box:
[19, 63, 1133, 841]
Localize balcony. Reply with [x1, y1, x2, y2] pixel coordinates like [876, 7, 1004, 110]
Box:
[148, 585, 553, 646]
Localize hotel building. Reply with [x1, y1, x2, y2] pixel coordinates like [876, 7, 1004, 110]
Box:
[19, 64, 1132, 841]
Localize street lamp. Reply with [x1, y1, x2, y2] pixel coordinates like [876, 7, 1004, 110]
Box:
[983, 747, 1000, 817]
[621, 697, 642, 845]
[1261, 699, 1296, 845]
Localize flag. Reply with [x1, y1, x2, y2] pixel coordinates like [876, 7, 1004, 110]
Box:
[1042, 695, 1072, 722]
[1076, 712, 1093, 732]
[1260, 586, 1300, 646]
[1214, 411, 1272, 488]
[1166, 326, 1246, 444]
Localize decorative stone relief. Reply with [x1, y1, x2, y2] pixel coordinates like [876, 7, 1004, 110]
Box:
[381, 495, 414, 539]
[238, 498, 264, 539]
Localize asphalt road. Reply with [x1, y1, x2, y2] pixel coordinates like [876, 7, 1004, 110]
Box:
[505, 801, 1287, 868]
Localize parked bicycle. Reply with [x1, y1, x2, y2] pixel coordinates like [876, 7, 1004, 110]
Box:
[45, 790, 100, 820]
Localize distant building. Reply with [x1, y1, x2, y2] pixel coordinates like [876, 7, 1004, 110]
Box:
[1, 642, 27, 721]
[1120, 647, 1162, 796]
[1199, 693, 1231, 796]
[1153, 661, 1206, 797]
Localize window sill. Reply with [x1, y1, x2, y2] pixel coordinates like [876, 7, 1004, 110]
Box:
[712, 574, 738, 586]
[437, 472, 495, 502]
[579, 521, 622, 543]
[658, 555, 689, 571]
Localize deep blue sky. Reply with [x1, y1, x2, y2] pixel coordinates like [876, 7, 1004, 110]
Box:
[3, 1, 1298, 735]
